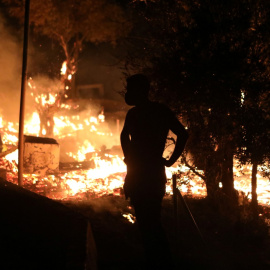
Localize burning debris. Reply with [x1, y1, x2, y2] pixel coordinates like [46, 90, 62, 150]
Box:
[122, 213, 136, 224]
[0, 84, 128, 200]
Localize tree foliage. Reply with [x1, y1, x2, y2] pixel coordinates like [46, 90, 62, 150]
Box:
[126, 0, 270, 203]
[3, 0, 132, 96]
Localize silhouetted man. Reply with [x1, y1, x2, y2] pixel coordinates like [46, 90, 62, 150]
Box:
[121, 74, 188, 269]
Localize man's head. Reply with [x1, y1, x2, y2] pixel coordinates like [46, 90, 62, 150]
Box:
[125, 74, 150, 106]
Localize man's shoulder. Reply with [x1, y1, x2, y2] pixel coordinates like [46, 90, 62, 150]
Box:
[126, 102, 174, 117]
[125, 107, 137, 120]
[126, 106, 136, 115]
[151, 102, 174, 115]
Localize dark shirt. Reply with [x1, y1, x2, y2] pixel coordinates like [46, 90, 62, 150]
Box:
[121, 101, 179, 196]
[124, 102, 176, 163]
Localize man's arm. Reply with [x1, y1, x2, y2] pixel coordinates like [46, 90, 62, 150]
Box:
[120, 112, 131, 163]
[164, 115, 189, 167]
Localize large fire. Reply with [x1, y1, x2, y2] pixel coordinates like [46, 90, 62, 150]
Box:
[0, 81, 269, 206]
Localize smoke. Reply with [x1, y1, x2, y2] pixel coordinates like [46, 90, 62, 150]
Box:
[0, 14, 22, 123]
[0, 13, 125, 159]
[70, 196, 131, 215]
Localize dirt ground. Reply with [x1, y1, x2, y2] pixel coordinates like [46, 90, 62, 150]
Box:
[64, 195, 270, 270]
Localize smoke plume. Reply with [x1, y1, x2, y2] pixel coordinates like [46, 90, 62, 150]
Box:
[0, 14, 22, 123]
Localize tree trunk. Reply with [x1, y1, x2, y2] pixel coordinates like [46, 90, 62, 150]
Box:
[204, 155, 221, 203]
[251, 160, 258, 216]
[220, 140, 237, 202]
[70, 73, 76, 99]
[64, 39, 81, 99]
[205, 177, 220, 203]
[221, 149, 234, 196]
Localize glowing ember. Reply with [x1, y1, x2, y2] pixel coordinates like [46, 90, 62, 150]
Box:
[122, 213, 136, 224]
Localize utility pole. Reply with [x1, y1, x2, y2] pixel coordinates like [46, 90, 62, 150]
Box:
[18, 0, 30, 186]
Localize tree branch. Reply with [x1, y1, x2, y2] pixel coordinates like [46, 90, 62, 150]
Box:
[182, 155, 206, 181]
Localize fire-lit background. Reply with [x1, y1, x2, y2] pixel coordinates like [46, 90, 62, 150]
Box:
[0, 0, 269, 209]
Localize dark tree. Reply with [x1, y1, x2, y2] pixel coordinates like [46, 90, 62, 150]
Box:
[3, 0, 131, 98]
[125, 0, 270, 208]
[236, 1, 270, 212]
